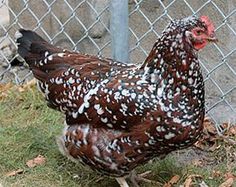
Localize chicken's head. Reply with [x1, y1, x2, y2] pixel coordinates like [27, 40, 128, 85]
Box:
[188, 15, 217, 50]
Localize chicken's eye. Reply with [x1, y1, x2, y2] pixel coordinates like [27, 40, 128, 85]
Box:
[196, 30, 202, 35]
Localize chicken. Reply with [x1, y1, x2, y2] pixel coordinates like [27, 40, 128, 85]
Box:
[16, 15, 217, 187]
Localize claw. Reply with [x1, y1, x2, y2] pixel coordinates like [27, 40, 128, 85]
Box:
[129, 170, 163, 187]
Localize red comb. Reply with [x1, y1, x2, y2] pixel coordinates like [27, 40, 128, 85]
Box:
[200, 16, 215, 35]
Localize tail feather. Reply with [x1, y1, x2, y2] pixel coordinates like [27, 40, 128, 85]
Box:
[15, 29, 61, 66]
[15, 29, 65, 84]
[16, 29, 47, 58]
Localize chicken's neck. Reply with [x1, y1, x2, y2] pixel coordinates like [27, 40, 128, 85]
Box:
[141, 34, 205, 126]
[143, 34, 204, 97]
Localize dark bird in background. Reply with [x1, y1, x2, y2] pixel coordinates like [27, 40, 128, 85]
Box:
[16, 15, 217, 187]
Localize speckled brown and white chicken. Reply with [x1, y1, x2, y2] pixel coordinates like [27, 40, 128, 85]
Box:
[16, 15, 217, 187]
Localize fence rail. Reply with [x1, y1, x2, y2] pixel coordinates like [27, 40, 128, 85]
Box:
[0, 0, 236, 132]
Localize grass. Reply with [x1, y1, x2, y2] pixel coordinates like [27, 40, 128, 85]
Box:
[0, 85, 235, 187]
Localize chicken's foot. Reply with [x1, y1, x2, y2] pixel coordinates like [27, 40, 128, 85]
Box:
[129, 170, 162, 187]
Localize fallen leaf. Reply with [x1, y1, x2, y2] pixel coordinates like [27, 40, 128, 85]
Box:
[0, 83, 13, 92]
[26, 155, 46, 168]
[194, 118, 226, 151]
[0, 79, 36, 99]
[212, 170, 222, 178]
[17, 79, 36, 93]
[203, 121, 217, 134]
[5, 169, 24, 177]
[208, 143, 221, 152]
[228, 126, 236, 136]
[184, 177, 192, 187]
[183, 174, 202, 187]
[219, 178, 234, 187]
[219, 122, 236, 137]
[17, 86, 26, 92]
[194, 140, 206, 150]
[204, 118, 216, 135]
[163, 175, 180, 187]
[0, 83, 14, 100]
[224, 172, 236, 180]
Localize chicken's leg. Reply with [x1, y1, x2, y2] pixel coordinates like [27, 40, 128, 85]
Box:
[116, 177, 129, 187]
[129, 170, 162, 187]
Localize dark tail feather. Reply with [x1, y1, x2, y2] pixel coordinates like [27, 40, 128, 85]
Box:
[16, 29, 46, 58]
[15, 29, 61, 66]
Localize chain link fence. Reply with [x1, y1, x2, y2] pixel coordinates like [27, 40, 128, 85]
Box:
[0, 0, 236, 132]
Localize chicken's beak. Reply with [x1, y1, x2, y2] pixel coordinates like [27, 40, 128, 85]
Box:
[207, 37, 218, 42]
[206, 33, 218, 42]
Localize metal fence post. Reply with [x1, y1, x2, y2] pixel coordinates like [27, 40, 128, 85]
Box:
[110, 0, 129, 63]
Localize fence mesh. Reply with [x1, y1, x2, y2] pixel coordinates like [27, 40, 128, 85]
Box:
[0, 0, 235, 132]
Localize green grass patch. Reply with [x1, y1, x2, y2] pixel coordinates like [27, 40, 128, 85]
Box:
[0, 86, 235, 186]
